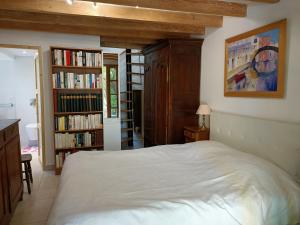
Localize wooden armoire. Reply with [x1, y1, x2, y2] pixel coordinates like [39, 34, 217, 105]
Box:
[143, 39, 203, 147]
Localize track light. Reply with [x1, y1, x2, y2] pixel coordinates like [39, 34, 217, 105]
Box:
[93, 2, 97, 8]
[66, 0, 74, 5]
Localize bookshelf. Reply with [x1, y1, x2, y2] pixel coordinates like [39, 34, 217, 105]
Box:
[50, 46, 104, 175]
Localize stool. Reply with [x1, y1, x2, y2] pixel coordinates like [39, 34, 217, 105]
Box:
[21, 154, 33, 194]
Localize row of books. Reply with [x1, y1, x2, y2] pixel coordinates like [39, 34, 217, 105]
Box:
[55, 152, 71, 169]
[54, 93, 102, 112]
[52, 49, 102, 67]
[52, 72, 102, 89]
[54, 131, 102, 149]
[55, 114, 103, 131]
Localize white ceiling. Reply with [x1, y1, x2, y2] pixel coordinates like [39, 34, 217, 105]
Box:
[0, 48, 38, 60]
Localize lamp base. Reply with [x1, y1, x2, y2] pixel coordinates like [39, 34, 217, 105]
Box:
[200, 123, 207, 131]
[200, 115, 207, 131]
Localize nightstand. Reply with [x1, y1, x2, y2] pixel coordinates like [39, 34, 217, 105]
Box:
[184, 126, 210, 143]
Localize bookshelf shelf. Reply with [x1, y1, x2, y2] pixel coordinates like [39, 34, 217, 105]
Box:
[53, 88, 102, 91]
[54, 111, 103, 116]
[55, 145, 104, 152]
[55, 128, 103, 133]
[51, 46, 103, 175]
[52, 65, 102, 70]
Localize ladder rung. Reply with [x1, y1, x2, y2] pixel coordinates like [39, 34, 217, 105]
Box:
[121, 100, 132, 103]
[128, 81, 142, 85]
[122, 128, 134, 131]
[121, 109, 133, 112]
[127, 72, 144, 76]
[121, 119, 133, 122]
[127, 63, 145, 66]
[126, 53, 143, 56]
[121, 138, 133, 143]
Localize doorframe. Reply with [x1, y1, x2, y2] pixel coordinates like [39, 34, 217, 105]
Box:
[0, 44, 46, 170]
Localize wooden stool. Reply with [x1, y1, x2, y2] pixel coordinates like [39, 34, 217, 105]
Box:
[21, 154, 33, 194]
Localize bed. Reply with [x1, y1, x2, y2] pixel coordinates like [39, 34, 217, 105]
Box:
[47, 141, 300, 225]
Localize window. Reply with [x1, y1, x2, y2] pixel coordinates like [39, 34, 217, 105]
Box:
[105, 65, 119, 118]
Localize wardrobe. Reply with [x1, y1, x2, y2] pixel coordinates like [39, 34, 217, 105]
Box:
[143, 39, 203, 147]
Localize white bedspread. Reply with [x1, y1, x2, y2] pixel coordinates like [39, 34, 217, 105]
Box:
[47, 141, 300, 225]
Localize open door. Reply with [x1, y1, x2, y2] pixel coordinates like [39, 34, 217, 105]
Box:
[34, 53, 45, 168]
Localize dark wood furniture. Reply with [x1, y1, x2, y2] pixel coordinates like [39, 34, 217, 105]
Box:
[184, 126, 210, 143]
[143, 39, 203, 147]
[21, 154, 33, 194]
[0, 120, 22, 225]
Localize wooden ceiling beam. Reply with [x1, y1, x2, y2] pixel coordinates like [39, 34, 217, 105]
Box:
[0, 20, 192, 40]
[0, 10, 205, 35]
[101, 36, 157, 45]
[100, 41, 146, 49]
[0, 0, 223, 27]
[83, 0, 247, 17]
[247, 0, 279, 3]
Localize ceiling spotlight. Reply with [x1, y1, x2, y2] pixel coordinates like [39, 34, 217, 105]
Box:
[93, 2, 97, 8]
[135, 5, 139, 8]
[22, 50, 27, 54]
[66, 0, 74, 5]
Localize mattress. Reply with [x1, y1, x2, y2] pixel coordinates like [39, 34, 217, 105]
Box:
[47, 141, 300, 225]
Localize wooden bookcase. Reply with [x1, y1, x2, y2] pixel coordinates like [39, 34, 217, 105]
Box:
[50, 47, 104, 175]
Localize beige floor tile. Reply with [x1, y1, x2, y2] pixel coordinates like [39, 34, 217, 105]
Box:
[10, 152, 57, 225]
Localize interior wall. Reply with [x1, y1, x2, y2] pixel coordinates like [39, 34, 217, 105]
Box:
[0, 30, 101, 167]
[0, 60, 16, 119]
[0, 56, 36, 148]
[201, 0, 300, 123]
[14, 57, 37, 148]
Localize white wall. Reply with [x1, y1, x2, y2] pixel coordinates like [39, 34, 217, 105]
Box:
[0, 30, 123, 167]
[201, 0, 300, 123]
[0, 60, 16, 119]
[15, 57, 37, 147]
[0, 56, 37, 148]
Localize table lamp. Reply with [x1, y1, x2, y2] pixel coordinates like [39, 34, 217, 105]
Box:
[196, 104, 211, 130]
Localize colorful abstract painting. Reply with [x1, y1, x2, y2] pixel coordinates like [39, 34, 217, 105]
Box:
[224, 20, 286, 98]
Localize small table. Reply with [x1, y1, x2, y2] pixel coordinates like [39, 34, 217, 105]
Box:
[184, 126, 210, 143]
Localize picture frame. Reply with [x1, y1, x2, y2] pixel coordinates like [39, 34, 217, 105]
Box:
[224, 19, 287, 98]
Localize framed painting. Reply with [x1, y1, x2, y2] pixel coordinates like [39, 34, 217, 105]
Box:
[224, 19, 287, 98]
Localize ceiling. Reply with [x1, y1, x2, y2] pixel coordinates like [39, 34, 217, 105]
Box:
[0, 48, 38, 60]
[0, 0, 280, 49]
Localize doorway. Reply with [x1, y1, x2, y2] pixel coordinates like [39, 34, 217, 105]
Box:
[0, 44, 45, 169]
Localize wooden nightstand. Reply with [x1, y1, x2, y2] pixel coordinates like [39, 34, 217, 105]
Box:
[184, 126, 210, 143]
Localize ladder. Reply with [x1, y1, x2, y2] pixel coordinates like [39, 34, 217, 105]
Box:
[121, 49, 144, 149]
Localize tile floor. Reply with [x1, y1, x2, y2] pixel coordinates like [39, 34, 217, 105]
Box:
[10, 152, 59, 225]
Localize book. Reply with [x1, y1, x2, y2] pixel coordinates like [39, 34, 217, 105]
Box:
[52, 72, 102, 89]
[56, 93, 102, 112]
[52, 48, 102, 67]
[55, 151, 72, 169]
[55, 114, 103, 131]
[55, 132, 100, 149]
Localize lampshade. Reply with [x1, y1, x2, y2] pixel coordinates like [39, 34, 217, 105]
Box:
[196, 104, 211, 115]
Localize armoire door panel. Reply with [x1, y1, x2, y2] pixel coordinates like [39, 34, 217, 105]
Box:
[154, 62, 169, 145]
[144, 52, 157, 147]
